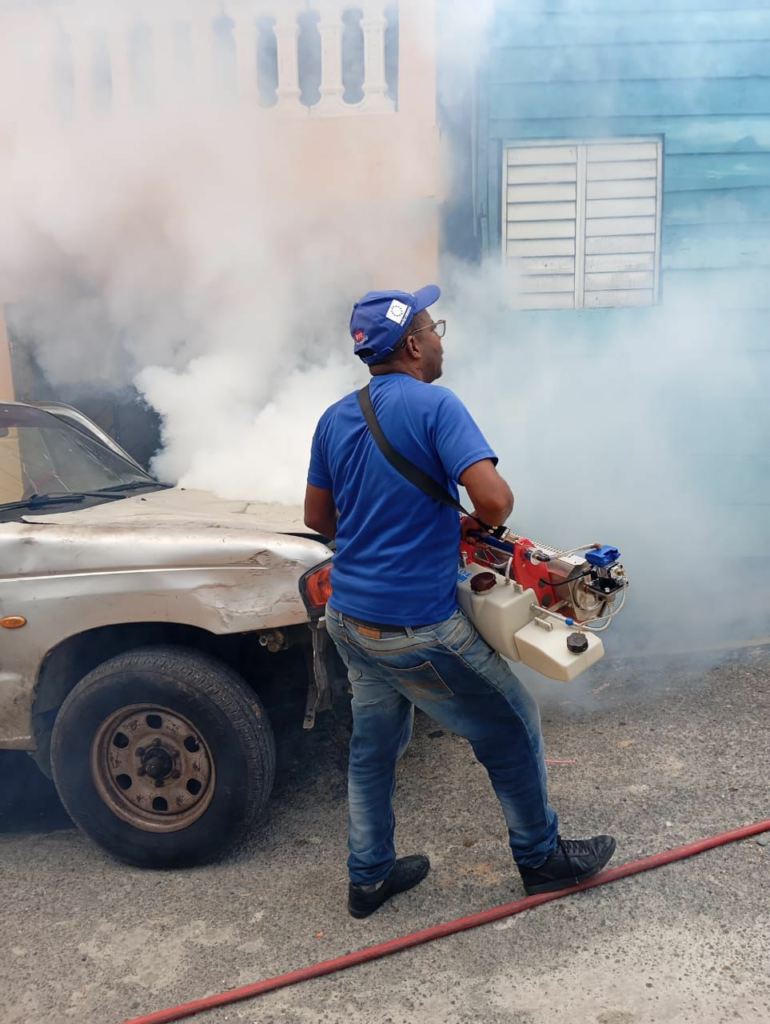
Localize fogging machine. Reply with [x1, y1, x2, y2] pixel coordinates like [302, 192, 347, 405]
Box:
[458, 533, 627, 681]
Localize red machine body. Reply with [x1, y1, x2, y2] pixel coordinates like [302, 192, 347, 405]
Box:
[460, 534, 617, 625]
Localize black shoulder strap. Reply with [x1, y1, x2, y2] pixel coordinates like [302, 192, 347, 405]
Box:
[357, 385, 504, 538]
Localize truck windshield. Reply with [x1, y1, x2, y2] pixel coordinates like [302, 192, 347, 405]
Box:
[0, 404, 160, 507]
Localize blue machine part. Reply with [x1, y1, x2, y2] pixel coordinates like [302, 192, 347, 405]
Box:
[585, 545, 621, 568]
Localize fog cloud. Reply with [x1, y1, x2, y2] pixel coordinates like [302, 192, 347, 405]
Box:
[1, 0, 767, 654]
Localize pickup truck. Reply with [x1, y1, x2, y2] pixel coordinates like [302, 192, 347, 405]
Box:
[0, 400, 336, 867]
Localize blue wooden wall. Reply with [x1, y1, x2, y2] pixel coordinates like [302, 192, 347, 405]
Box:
[476, 0, 770, 311]
[449, 0, 770, 641]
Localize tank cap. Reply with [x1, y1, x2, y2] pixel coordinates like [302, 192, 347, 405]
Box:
[471, 571, 497, 594]
[567, 632, 589, 654]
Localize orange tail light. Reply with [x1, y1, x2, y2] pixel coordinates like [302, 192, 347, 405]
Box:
[300, 559, 333, 616]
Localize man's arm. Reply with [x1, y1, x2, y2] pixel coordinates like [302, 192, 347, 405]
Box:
[304, 483, 338, 540]
[459, 459, 514, 540]
[430, 390, 511, 538]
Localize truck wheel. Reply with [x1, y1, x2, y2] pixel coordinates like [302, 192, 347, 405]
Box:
[50, 645, 276, 868]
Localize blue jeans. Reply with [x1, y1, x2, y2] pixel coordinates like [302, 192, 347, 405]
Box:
[325, 605, 559, 886]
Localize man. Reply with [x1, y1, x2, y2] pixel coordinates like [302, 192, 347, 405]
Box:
[305, 285, 615, 919]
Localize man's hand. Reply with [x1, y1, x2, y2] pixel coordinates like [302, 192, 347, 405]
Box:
[461, 513, 486, 546]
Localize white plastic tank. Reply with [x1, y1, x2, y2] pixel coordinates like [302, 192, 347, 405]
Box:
[457, 564, 535, 662]
[513, 618, 604, 682]
[457, 562, 604, 682]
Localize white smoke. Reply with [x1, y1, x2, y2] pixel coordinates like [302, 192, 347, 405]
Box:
[0, 0, 465, 497]
[438, 259, 770, 650]
[0, 0, 767, 652]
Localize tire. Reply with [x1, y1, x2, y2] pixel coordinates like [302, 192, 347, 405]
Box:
[50, 645, 276, 868]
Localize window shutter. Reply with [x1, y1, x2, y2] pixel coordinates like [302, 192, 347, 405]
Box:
[583, 141, 660, 308]
[504, 144, 578, 310]
[504, 139, 661, 310]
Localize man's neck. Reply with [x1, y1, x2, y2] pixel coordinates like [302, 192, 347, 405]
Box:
[371, 366, 427, 382]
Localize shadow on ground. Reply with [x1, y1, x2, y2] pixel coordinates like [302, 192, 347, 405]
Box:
[0, 680, 348, 841]
[0, 752, 72, 834]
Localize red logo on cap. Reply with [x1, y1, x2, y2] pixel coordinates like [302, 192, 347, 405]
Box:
[354, 330, 366, 343]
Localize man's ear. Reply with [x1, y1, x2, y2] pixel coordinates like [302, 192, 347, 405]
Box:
[404, 332, 420, 358]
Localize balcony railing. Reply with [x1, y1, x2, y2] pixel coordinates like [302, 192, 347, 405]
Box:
[51, 1, 399, 121]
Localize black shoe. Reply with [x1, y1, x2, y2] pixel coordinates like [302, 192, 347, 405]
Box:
[348, 854, 431, 919]
[519, 835, 616, 896]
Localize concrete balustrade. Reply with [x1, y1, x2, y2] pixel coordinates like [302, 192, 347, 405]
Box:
[46, 1, 398, 121]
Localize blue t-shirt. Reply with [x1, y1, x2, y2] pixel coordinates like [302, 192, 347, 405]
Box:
[307, 374, 497, 625]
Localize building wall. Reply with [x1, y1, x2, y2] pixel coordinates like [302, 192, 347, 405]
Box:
[0, 310, 12, 401]
[0, 0, 439, 283]
[476, 0, 770, 312]
[0, 0, 439, 411]
[470, 0, 770, 561]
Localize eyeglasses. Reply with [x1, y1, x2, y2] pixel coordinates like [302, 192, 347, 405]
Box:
[410, 319, 446, 339]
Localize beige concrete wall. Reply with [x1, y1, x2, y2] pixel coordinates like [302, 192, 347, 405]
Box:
[0, 2, 439, 288]
[0, 427, 24, 502]
[0, 308, 14, 401]
[0, 299, 23, 498]
[0, 2, 440, 399]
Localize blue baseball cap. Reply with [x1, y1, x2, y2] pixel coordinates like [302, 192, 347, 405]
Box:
[350, 285, 441, 364]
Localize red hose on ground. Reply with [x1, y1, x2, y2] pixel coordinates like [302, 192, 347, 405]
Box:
[123, 818, 770, 1024]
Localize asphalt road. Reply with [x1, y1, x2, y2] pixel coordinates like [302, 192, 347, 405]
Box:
[1, 645, 769, 1024]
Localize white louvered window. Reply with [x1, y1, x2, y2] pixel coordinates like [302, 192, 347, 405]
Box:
[503, 138, 662, 310]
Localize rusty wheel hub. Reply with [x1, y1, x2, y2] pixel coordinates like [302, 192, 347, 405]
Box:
[90, 704, 215, 833]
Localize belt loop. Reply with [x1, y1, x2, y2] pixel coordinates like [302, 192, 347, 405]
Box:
[405, 625, 415, 638]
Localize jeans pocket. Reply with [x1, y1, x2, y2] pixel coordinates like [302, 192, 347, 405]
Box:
[389, 661, 454, 701]
[327, 624, 363, 682]
[439, 610, 477, 656]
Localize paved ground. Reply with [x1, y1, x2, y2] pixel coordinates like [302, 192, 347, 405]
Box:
[1, 645, 769, 1024]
